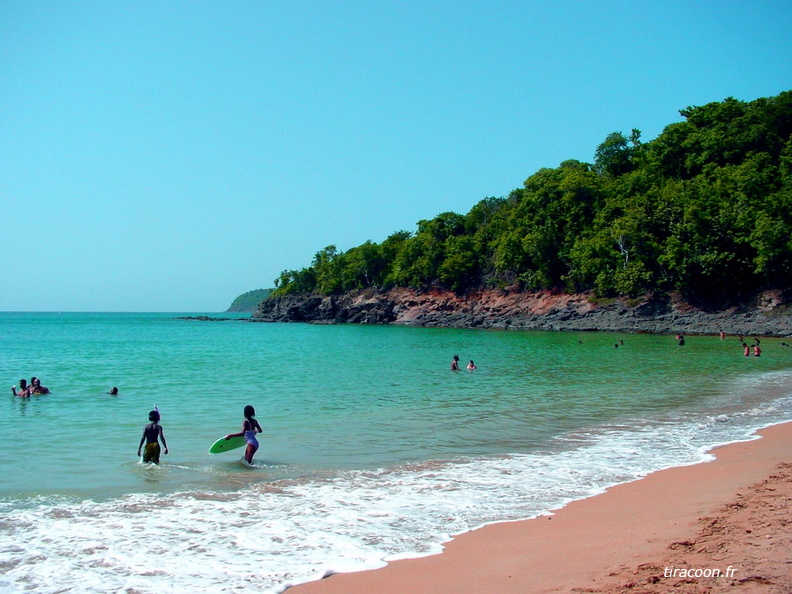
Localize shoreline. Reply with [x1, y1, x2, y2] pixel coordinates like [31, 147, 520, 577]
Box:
[291, 421, 792, 593]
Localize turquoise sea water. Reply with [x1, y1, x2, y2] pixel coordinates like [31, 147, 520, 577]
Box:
[2, 312, 792, 592]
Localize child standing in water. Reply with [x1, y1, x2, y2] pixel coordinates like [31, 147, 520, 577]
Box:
[226, 405, 263, 464]
[137, 409, 168, 464]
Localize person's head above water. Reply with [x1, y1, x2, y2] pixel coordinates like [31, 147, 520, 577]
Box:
[148, 410, 160, 423]
[244, 405, 256, 419]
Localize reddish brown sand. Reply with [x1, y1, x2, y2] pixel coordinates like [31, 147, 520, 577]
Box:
[292, 422, 792, 593]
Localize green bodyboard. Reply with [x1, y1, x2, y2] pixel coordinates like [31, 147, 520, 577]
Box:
[208, 435, 246, 454]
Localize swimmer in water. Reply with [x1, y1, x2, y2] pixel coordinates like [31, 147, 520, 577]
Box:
[12, 379, 30, 398]
[138, 409, 168, 464]
[30, 377, 49, 394]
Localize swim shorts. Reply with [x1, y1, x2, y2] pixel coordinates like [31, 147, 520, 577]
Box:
[143, 442, 161, 464]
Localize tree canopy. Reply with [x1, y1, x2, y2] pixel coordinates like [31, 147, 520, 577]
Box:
[272, 91, 792, 307]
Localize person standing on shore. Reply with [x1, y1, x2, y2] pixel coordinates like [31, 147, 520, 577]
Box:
[226, 405, 263, 464]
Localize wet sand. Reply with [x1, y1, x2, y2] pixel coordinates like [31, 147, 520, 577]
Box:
[292, 422, 792, 593]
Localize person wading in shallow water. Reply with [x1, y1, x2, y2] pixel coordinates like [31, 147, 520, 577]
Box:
[138, 409, 168, 464]
[226, 405, 263, 464]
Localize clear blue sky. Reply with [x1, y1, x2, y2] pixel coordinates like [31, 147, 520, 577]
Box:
[1, 1, 790, 312]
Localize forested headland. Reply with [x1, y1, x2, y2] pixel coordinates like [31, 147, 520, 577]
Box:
[270, 91, 792, 310]
[226, 288, 272, 312]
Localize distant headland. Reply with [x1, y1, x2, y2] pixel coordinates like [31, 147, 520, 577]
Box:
[225, 289, 271, 313]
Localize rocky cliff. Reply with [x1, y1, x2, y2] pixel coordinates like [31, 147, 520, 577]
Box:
[251, 288, 792, 337]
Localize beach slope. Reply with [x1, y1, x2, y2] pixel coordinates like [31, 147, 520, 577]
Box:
[292, 422, 792, 593]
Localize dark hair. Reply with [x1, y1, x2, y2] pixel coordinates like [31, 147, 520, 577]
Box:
[19, 379, 27, 389]
[148, 410, 160, 422]
[244, 405, 255, 419]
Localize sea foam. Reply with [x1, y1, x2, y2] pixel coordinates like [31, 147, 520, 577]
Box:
[1, 404, 788, 594]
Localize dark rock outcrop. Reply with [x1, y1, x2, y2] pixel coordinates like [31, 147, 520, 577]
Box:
[177, 315, 238, 322]
[253, 290, 397, 325]
[251, 288, 792, 337]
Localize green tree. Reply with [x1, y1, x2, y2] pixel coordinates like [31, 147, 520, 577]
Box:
[268, 90, 792, 306]
[594, 130, 640, 177]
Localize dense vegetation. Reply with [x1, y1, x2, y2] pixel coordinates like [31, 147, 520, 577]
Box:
[226, 289, 272, 312]
[273, 91, 792, 306]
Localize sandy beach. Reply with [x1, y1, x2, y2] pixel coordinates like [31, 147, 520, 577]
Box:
[293, 422, 792, 593]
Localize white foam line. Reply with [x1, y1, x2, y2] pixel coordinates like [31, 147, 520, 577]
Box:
[2, 413, 791, 593]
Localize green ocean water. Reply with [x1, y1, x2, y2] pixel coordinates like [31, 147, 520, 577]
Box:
[2, 311, 790, 498]
[1, 312, 791, 593]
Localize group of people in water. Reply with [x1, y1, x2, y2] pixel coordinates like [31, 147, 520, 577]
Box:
[723, 331, 763, 356]
[742, 337, 762, 357]
[11, 379, 118, 397]
[664, 332, 764, 356]
[11, 377, 49, 397]
[13, 330, 778, 469]
[137, 404, 263, 466]
[454, 332, 770, 367]
[450, 355, 476, 370]
[10, 378, 261, 466]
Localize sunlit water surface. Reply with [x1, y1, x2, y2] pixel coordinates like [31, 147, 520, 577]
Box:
[1, 312, 791, 592]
